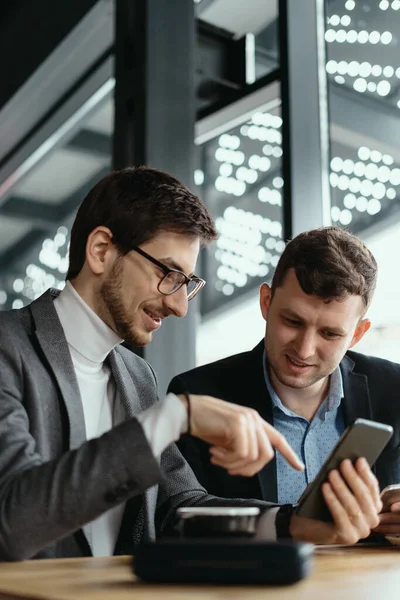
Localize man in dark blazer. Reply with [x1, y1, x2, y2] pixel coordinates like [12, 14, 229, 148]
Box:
[0, 167, 307, 562]
[170, 227, 396, 542]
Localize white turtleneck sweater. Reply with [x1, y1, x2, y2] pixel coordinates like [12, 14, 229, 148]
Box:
[53, 282, 188, 556]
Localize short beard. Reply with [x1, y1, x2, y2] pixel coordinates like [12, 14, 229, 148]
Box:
[99, 257, 144, 346]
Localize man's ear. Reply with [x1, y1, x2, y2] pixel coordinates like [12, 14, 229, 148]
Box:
[259, 283, 272, 322]
[85, 226, 115, 276]
[349, 318, 371, 349]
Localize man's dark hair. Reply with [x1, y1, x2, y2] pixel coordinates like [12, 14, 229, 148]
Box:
[66, 166, 217, 280]
[271, 226, 377, 310]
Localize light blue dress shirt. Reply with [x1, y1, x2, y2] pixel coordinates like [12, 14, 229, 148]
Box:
[263, 351, 345, 504]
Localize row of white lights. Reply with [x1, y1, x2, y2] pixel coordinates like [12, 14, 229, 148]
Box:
[328, 14, 351, 27]
[240, 124, 282, 144]
[214, 111, 283, 200]
[326, 60, 395, 95]
[216, 236, 281, 265]
[212, 109, 283, 298]
[214, 206, 283, 295]
[331, 196, 383, 226]
[330, 172, 397, 199]
[344, 194, 382, 213]
[379, 0, 400, 9]
[330, 147, 400, 194]
[326, 60, 399, 80]
[332, 75, 393, 97]
[215, 174, 284, 202]
[329, 145, 399, 226]
[325, 29, 393, 45]
[221, 206, 282, 238]
[353, 78, 390, 96]
[258, 186, 282, 206]
[251, 112, 282, 129]
[330, 161, 400, 186]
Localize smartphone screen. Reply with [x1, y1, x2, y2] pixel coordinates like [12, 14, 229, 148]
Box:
[295, 418, 393, 521]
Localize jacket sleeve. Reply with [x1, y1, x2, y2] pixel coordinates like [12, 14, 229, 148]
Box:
[155, 441, 277, 535]
[167, 373, 218, 491]
[159, 373, 277, 534]
[0, 334, 162, 561]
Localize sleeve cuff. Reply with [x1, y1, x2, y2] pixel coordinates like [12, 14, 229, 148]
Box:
[135, 393, 188, 458]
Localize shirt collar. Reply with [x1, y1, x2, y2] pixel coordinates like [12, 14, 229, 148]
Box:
[263, 349, 344, 419]
[54, 281, 123, 364]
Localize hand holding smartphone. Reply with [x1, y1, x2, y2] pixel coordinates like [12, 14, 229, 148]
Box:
[295, 418, 393, 522]
[380, 484, 400, 512]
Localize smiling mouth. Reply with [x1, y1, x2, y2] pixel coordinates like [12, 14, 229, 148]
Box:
[143, 309, 163, 324]
[286, 355, 313, 368]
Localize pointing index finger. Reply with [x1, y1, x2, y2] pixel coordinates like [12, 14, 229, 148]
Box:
[263, 421, 305, 471]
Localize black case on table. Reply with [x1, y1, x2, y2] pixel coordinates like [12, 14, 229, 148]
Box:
[133, 539, 314, 585]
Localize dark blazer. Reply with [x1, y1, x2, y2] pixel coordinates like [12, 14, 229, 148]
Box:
[168, 340, 400, 503]
[0, 292, 271, 562]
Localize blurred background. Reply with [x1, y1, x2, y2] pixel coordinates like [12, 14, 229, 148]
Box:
[0, 0, 399, 393]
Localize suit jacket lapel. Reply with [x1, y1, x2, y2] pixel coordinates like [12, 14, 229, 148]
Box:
[107, 349, 143, 418]
[340, 354, 372, 424]
[244, 342, 278, 503]
[108, 348, 152, 552]
[29, 290, 86, 450]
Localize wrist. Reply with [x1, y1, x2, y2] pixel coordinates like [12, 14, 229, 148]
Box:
[176, 393, 192, 435]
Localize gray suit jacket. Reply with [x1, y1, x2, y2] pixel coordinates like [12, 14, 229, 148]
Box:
[0, 290, 270, 561]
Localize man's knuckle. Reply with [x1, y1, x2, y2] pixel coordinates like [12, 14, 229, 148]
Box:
[249, 408, 260, 420]
[346, 532, 359, 545]
[262, 446, 274, 461]
[359, 524, 371, 539]
[370, 514, 380, 529]
[236, 412, 248, 428]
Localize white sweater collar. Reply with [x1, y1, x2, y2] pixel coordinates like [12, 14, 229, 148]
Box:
[54, 281, 123, 365]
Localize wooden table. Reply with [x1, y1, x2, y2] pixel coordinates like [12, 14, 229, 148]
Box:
[0, 545, 399, 600]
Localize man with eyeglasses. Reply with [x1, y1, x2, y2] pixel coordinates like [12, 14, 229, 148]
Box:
[0, 166, 304, 562]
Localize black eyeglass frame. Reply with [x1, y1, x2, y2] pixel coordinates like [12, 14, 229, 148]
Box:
[130, 245, 206, 301]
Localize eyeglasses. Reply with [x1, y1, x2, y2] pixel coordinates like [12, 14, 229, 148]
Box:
[131, 245, 206, 301]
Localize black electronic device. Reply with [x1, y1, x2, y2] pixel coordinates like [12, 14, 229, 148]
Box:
[133, 538, 314, 585]
[296, 418, 393, 521]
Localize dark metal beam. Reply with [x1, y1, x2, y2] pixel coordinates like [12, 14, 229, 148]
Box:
[279, 0, 331, 238]
[0, 0, 113, 166]
[196, 19, 280, 119]
[0, 57, 113, 205]
[67, 129, 111, 157]
[0, 167, 110, 269]
[195, 21, 246, 113]
[195, 0, 217, 16]
[113, 0, 196, 395]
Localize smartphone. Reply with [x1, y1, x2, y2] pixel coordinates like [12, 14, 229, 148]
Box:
[295, 418, 393, 522]
[381, 484, 400, 512]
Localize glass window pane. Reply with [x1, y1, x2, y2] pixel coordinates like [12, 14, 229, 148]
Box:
[196, 0, 279, 83]
[0, 90, 113, 310]
[197, 93, 283, 316]
[325, 0, 400, 362]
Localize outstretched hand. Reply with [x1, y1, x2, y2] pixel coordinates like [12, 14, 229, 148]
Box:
[177, 393, 304, 477]
[290, 458, 381, 545]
